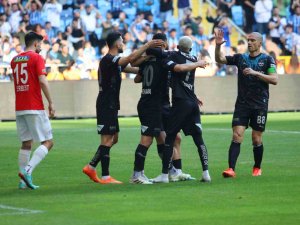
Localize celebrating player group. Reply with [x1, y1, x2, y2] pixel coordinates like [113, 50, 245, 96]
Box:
[11, 29, 278, 189]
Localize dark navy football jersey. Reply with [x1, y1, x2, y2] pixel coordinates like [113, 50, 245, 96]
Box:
[97, 53, 126, 110]
[162, 51, 198, 103]
[138, 54, 169, 108]
[226, 53, 277, 109]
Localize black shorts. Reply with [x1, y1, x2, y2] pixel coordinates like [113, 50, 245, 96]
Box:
[137, 103, 162, 137]
[166, 99, 202, 136]
[232, 104, 268, 132]
[96, 106, 119, 135]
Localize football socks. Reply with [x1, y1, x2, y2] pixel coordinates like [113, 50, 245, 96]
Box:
[25, 145, 48, 175]
[253, 144, 264, 169]
[18, 149, 31, 171]
[134, 144, 148, 172]
[192, 134, 209, 171]
[172, 159, 182, 170]
[228, 141, 241, 170]
[157, 144, 164, 159]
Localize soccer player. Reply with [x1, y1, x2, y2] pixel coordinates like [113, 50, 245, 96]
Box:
[214, 30, 278, 177]
[83, 32, 163, 184]
[152, 36, 212, 183]
[129, 33, 169, 184]
[11, 32, 55, 190]
[131, 34, 195, 184]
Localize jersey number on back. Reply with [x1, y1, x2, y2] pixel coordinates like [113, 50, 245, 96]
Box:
[13, 63, 28, 85]
[143, 65, 154, 87]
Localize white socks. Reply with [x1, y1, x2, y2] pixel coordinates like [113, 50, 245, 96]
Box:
[25, 145, 48, 175]
[18, 149, 31, 172]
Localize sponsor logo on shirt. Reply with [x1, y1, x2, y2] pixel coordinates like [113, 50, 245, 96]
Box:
[16, 85, 29, 92]
[14, 56, 29, 62]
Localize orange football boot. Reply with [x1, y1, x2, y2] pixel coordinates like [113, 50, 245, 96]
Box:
[99, 176, 123, 184]
[222, 168, 236, 178]
[252, 167, 262, 176]
[83, 165, 101, 183]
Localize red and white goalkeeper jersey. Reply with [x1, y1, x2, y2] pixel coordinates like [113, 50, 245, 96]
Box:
[11, 51, 47, 111]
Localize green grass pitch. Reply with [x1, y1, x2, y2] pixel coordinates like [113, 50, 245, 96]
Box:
[0, 112, 299, 225]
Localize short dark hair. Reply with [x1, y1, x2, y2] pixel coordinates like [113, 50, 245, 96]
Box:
[152, 33, 167, 41]
[24, 31, 43, 47]
[106, 32, 122, 48]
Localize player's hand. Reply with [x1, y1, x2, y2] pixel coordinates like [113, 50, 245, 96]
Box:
[48, 103, 55, 119]
[197, 98, 203, 107]
[214, 28, 226, 46]
[197, 60, 209, 68]
[243, 68, 257, 76]
[147, 39, 164, 49]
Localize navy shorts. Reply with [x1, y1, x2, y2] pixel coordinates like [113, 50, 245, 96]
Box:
[232, 104, 268, 132]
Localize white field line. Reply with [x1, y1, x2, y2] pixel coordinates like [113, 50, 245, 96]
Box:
[0, 204, 44, 216]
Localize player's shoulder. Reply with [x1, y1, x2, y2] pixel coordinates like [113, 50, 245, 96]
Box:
[102, 53, 120, 63]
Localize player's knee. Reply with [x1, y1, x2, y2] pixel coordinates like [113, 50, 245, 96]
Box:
[21, 142, 32, 150]
[175, 133, 182, 144]
[112, 137, 118, 145]
[232, 131, 244, 142]
[252, 135, 262, 146]
[42, 140, 54, 150]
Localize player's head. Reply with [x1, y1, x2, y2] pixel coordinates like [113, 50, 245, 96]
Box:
[178, 36, 193, 53]
[152, 33, 168, 50]
[247, 32, 262, 53]
[106, 32, 123, 53]
[25, 31, 44, 53]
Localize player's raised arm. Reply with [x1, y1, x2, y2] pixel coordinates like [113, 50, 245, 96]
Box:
[173, 58, 208, 72]
[131, 54, 151, 67]
[123, 65, 139, 74]
[214, 28, 228, 64]
[118, 39, 164, 66]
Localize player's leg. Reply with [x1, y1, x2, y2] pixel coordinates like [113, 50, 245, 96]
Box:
[16, 115, 33, 189]
[131, 135, 153, 184]
[183, 104, 211, 182]
[223, 105, 249, 178]
[222, 126, 246, 178]
[250, 109, 267, 176]
[153, 101, 188, 183]
[172, 133, 181, 172]
[252, 130, 263, 176]
[84, 109, 121, 184]
[156, 131, 165, 159]
[19, 113, 53, 189]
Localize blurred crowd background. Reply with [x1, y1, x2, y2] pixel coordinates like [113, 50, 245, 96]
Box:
[0, 0, 299, 82]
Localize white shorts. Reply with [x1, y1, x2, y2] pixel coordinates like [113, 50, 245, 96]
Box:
[16, 111, 53, 143]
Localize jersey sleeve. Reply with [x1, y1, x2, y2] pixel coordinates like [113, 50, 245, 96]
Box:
[36, 55, 47, 76]
[162, 57, 177, 71]
[225, 54, 240, 66]
[267, 56, 277, 74]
